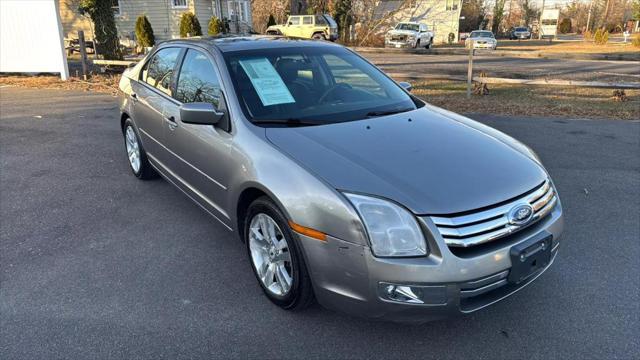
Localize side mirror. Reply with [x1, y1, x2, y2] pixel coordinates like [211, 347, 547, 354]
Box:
[399, 81, 412, 92]
[180, 102, 224, 125]
[288, 22, 293, 26]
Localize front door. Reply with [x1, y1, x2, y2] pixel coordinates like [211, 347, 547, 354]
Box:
[162, 48, 233, 226]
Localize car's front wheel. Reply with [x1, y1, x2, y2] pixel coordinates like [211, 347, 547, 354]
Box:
[425, 38, 433, 49]
[123, 119, 156, 179]
[245, 197, 314, 310]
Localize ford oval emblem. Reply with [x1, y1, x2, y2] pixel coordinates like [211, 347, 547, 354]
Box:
[509, 204, 534, 226]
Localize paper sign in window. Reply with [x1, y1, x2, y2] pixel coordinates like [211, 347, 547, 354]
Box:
[239, 58, 295, 106]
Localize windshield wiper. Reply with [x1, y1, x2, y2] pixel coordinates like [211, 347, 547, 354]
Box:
[365, 108, 414, 118]
[251, 118, 321, 127]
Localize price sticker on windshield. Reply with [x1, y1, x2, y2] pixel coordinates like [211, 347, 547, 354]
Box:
[239, 58, 295, 106]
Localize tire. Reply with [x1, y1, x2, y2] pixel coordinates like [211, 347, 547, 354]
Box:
[244, 196, 315, 310]
[312, 32, 325, 40]
[123, 118, 156, 180]
[414, 39, 420, 49]
[425, 38, 432, 49]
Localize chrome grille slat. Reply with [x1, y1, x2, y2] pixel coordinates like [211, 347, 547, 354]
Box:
[428, 180, 557, 248]
[431, 181, 550, 227]
[437, 215, 509, 238]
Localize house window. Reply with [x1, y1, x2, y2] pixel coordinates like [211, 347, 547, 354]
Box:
[228, 1, 249, 22]
[112, 0, 121, 15]
[446, 0, 458, 11]
[171, 0, 188, 8]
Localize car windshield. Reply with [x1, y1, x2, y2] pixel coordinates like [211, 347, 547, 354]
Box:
[470, 31, 494, 38]
[515, 27, 528, 31]
[396, 23, 420, 31]
[223, 46, 419, 126]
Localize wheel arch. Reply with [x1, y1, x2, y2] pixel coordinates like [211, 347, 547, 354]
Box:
[120, 112, 130, 133]
[235, 184, 290, 242]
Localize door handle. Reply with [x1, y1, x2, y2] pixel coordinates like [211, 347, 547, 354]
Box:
[165, 115, 178, 130]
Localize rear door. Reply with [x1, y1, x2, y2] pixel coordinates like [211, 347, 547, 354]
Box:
[301, 16, 314, 38]
[162, 47, 234, 225]
[131, 47, 182, 165]
[287, 16, 302, 37]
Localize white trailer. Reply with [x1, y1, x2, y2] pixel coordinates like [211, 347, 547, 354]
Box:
[539, 9, 560, 39]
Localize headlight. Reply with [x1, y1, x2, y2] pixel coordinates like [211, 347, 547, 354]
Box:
[344, 193, 427, 257]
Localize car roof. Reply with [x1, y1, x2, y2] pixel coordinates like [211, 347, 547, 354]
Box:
[158, 35, 342, 53]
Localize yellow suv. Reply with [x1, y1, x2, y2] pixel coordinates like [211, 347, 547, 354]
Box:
[266, 14, 338, 41]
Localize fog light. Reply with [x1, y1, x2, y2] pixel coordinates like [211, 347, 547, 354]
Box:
[382, 284, 424, 304]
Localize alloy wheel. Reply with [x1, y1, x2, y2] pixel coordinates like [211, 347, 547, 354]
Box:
[248, 213, 293, 296]
[125, 125, 141, 173]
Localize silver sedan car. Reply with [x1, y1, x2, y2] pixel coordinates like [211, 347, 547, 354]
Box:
[118, 36, 563, 322]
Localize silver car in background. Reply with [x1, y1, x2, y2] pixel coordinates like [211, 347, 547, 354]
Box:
[118, 36, 563, 322]
[466, 30, 498, 50]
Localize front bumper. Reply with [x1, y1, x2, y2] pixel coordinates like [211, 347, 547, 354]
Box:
[385, 39, 417, 48]
[473, 42, 497, 49]
[298, 199, 563, 322]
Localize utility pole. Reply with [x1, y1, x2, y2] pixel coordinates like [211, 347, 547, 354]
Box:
[602, 0, 611, 29]
[586, 0, 593, 32]
[538, 0, 546, 39]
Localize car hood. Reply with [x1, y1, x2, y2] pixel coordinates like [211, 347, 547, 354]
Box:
[387, 29, 418, 36]
[265, 106, 547, 215]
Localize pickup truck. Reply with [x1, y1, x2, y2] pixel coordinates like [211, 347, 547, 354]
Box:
[266, 14, 338, 41]
[385, 22, 434, 49]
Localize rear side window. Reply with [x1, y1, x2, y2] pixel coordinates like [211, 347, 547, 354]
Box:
[175, 49, 222, 107]
[302, 16, 313, 25]
[315, 15, 327, 26]
[142, 47, 181, 95]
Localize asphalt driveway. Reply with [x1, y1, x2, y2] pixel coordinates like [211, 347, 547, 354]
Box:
[1, 88, 638, 359]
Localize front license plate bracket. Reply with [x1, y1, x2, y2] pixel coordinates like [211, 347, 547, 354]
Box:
[508, 233, 552, 284]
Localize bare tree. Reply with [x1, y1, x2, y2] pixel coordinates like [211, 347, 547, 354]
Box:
[492, 0, 507, 33]
[251, 0, 290, 33]
[518, 0, 539, 25]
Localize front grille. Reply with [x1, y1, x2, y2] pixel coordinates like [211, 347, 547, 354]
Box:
[429, 180, 557, 248]
[391, 35, 407, 41]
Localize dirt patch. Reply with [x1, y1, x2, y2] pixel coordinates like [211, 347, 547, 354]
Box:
[412, 80, 640, 120]
[0, 74, 119, 96]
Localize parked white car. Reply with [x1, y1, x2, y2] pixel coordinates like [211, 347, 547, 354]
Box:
[385, 22, 434, 49]
[465, 30, 497, 50]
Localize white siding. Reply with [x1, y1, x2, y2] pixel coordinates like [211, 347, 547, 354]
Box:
[1, 0, 69, 79]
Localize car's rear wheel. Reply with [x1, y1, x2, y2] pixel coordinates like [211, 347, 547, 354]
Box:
[123, 119, 156, 179]
[245, 197, 314, 310]
[425, 38, 433, 49]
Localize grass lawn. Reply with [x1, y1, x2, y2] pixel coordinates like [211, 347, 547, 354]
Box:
[412, 80, 640, 120]
[495, 40, 639, 54]
[435, 39, 639, 54]
[0, 74, 119, 95]
[2, 75, 638, 120]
